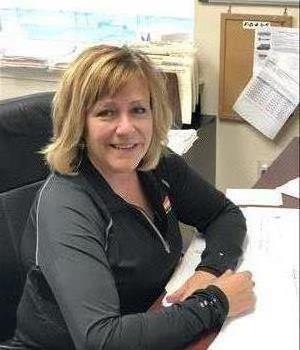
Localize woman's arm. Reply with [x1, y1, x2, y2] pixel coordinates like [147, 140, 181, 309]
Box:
[158, 152, 247, 303]
[161, 152, 247, 276]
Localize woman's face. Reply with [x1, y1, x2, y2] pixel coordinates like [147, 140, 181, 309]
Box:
[85, 78, 153, 177]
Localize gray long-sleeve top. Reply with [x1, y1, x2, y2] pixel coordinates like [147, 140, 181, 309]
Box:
[16, 152, 246, 350]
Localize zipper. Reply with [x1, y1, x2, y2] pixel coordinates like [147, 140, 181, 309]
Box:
[135, 207, 171, 254]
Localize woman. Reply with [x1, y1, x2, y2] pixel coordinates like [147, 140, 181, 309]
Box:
[13, 45, 255, 350]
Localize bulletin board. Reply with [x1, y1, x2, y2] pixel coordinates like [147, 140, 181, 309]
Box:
[218, 13, 292, 121]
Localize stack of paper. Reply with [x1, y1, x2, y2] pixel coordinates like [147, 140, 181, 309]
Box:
[167, 129, 198, 155]
[130, 42, 202, 124]
[0, 39, 77, 69]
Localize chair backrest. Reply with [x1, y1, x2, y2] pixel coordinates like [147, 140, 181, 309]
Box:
[0, 181, 43, 340]
[0, 91, 53, 340]
[0, 92, 54, 193]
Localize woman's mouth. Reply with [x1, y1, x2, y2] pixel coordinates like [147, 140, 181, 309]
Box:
[110, 143, 138, 150]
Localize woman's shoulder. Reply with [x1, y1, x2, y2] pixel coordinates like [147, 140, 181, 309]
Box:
[40, 172, 91, 199]
[37, 172, 110, 221]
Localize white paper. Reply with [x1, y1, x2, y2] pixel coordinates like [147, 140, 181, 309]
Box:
[253, 26, 299, 75]
[162, 231, 206, 306]
[276, 177, 300, 199]
[210, 207, 299, 350]
[226, 188, 283, 206]
[167, 129, 198, 155]
[234, 27, 299, 140]
[253, 27, 272, 75]
[271, 26, 300, 54]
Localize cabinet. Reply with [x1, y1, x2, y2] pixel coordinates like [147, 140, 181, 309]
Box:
[181, 115, 217, 249]
[183, 116, 216, 185]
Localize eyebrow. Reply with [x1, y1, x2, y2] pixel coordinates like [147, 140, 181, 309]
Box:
[95, 99, 150, 108]
[129, 100, 150, 105]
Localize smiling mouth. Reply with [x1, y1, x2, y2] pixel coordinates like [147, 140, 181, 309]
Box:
[110, 144, 138, 150]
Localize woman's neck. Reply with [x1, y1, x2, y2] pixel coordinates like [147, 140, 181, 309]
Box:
[107, 172, 140, 197]
[89, 158, 153, 219]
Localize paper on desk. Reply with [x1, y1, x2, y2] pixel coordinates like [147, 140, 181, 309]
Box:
[167, 129, 198, 155]
[276, 177, 300, 199]
[162, 231, 206, 307]
[226, 188, 283, 206]
[210, 207, 299, 350]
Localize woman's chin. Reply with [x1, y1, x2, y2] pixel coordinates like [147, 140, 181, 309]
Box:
[106, 161, 140, 175]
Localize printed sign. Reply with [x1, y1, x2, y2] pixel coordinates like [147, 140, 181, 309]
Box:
[243, 21, 270, 29]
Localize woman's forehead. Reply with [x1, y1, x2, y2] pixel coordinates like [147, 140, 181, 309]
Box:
[96, 73, 149, 96]
[92, 82, 150, 108]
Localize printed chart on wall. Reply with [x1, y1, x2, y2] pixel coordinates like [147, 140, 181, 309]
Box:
[234, 26, 299, 139]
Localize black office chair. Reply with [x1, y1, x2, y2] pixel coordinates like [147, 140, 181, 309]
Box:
[0, 92, 54, 347]
[0, 181, 44, 344]
[0, 92, 54, 193]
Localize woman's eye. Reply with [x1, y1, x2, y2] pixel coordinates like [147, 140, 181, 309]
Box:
[132, 107, 147, 115]
[96, 109, 115, 118]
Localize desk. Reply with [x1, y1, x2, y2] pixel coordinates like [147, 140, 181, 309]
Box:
[151, 136, 299, 349]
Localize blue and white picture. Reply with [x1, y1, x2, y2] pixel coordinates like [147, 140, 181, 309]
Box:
[0, 0, 194, 44]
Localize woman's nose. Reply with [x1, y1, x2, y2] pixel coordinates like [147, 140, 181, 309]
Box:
[115, 114, 135, 135]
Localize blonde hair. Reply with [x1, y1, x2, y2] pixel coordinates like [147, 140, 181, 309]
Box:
[43, 45, 172, 175]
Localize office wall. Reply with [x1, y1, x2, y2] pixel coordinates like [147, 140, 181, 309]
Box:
[0, 76, 57, 100]
[195, 3, 299, 191]
[1, 3, 299, 192]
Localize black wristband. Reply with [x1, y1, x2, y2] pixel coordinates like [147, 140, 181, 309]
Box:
[205, 285, 229, 316]
[190, 285, 229, 328]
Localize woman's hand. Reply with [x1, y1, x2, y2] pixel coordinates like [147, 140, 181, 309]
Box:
[166, 271, 217, 303]
[211, 269, 256, 317]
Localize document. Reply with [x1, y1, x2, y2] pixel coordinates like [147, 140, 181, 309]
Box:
[253, 26, 272, 75]
[253, 26, 299, 75]
[162, 230, 206, 307]
[225, 188, 283, 206]
[234, 27, 299, 139]
[210, 207, 299, 350]
[167, 129, 198, 155]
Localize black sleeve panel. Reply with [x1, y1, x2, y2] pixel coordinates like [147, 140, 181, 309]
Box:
[161, 153, 247, 274]
[37, 176, 228, 350]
